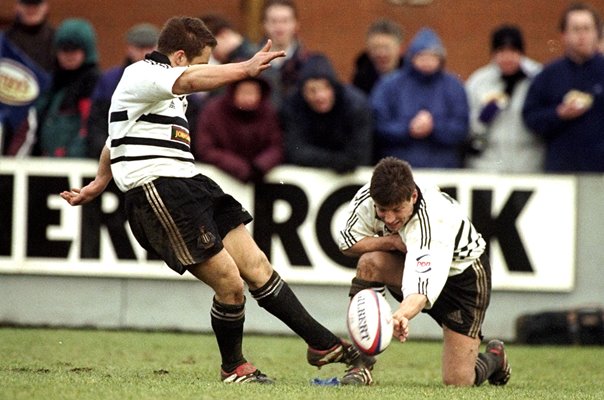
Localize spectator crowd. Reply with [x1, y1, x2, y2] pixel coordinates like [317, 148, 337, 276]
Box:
[2, 0, 604, 175]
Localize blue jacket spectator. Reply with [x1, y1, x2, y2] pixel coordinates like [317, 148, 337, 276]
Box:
[371, 27, 469, 168]
[522, 3, 604, 173]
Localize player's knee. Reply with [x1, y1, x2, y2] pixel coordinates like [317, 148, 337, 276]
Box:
[442, 370, 474, 387]
[215, 280, 245, 304]
[356, 252, 386, 281]
[242, 249, 273, 288]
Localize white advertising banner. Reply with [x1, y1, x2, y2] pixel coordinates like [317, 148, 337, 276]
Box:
[0, 159, 576, 291]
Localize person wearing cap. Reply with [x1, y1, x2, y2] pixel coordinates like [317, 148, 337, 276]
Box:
[371, 27, 469, 169]
[465, 24, 544, 173]
[5, 0, 55, 72]
[280, 53, 373, 173]
[87, 23, 160, 158]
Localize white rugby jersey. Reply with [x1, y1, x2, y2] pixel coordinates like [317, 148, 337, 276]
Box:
[107, 52, 198, 192]
[339, 182, 486, 308]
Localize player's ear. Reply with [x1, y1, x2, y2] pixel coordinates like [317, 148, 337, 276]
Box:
[411, 189, 418, 204]
[172, 50, 187, 66]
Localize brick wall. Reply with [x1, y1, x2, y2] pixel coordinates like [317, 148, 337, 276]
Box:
[17, 0, 604, 81]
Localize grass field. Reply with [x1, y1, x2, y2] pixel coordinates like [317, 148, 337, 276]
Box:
[1, 327, 603, 400]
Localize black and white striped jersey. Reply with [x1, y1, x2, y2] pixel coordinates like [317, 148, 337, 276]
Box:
[107, 52, 197, 192]
[339, 182, 486, 308]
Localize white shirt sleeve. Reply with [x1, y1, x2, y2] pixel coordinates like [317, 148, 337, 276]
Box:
[120, 64, 188, 103]
[400, 199, 459, 309]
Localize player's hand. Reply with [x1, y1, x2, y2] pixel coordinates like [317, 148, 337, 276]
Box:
[386, 234, 407, 253]
[60, 184, 101, 206]
[246, 39, 286, 76]
[392, 314, 409, 343]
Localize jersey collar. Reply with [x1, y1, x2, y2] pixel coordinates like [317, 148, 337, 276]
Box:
[145, 51, 171, 66]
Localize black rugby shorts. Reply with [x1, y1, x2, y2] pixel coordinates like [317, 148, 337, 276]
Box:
[125, 174, 252, 274]
[389, 253, 491, 339]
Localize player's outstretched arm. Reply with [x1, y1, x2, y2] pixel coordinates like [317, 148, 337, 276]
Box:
[60, 146, 113, 206]
[173, 40, 285, 95]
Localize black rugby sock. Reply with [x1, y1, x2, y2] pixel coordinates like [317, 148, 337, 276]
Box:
[474, 351, 498, 386]
[349, 277, 386, 298]
[211, 297, 247, 372]
[250, 270, 339, 350]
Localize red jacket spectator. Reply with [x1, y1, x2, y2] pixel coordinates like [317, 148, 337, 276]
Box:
[192, 76, 283, 182]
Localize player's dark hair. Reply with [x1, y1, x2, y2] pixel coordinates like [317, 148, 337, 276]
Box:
[559, 2, 602, 37]
[262, 0, 298, 21]
[158, 16, 217, 61]
[370, 157, 415, 206]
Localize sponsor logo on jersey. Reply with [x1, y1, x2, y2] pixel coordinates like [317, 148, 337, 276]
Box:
[171, 125, 190, 145]
[415, 253, 432, 273]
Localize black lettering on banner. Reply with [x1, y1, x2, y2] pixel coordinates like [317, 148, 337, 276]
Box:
[253, 182, 311, 266]
[315, 184, 362, 269]
[80, 178, 137, 260]
[0, 174, 14, 256]
[27, 176, 71, 258]
[472, 189, 534, 272]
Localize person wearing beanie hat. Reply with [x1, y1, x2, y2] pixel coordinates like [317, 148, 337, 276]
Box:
[87, 22, 160, 158]
[465, 24, 544, 173]
[371, 27, 469, 168]
[280, 53, 373, 173]
[491, 25, 525, 54]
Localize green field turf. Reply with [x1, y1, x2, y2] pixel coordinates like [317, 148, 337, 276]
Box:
[1, 327, 603, 400]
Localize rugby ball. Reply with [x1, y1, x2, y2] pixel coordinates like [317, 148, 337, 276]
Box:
[347, 289, 393, 355]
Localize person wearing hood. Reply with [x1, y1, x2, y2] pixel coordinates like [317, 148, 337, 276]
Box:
[192, 76, 284, 183]
[24, 18, 100, 157]
[465, 25, 544, 173]
[280, 53, 373, 173]
[371, 27, 469, 169]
